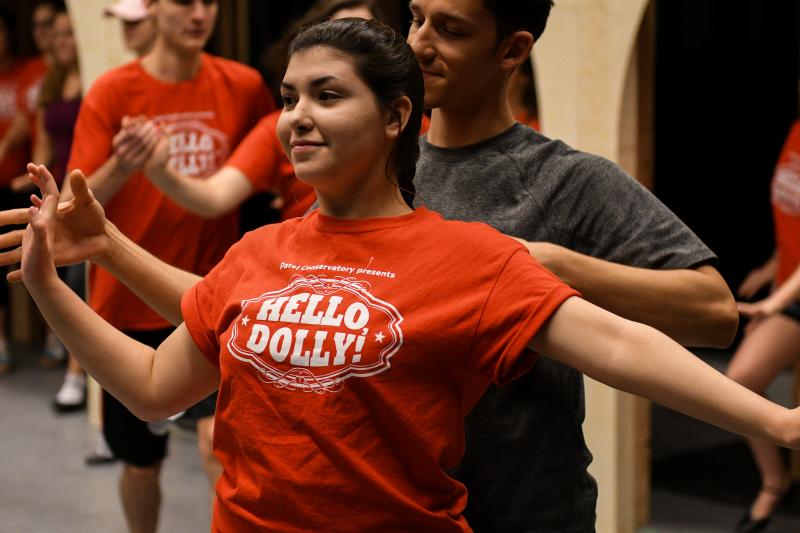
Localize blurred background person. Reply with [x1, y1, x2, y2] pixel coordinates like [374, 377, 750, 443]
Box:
[0, 5, 41, 374]
[9, 6, 86, 409]
[105, 0, 156, 57]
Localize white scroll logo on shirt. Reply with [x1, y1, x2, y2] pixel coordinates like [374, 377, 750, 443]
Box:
[227, 275, 404, 394]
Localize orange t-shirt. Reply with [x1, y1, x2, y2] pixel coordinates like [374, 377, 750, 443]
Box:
[771, 120, 800, 285]
[181, 207, 578, 532]
[0, 60, 31, 187]
[227, 111, 314, 220]
[69, 53, 272, 330]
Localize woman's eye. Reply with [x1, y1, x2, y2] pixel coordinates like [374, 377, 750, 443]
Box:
[281, 94, 295, 107]
[410, 17, 423, 28]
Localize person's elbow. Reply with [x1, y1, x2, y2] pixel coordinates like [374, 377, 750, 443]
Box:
[698, 279, 739, 348]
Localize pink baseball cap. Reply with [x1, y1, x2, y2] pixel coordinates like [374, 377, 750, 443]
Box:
[104, 0, 148, 22]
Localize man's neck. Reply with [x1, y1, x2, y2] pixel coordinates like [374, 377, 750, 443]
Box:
[426, 89, 516, 148]
[140, 40, 202, 83]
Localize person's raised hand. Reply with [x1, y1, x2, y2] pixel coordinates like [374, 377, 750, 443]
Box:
[20, 163, 62, 286]
[737, 265, 774, 300]
[143, 129, 171, 181]
[0, 167, 112, 282]
[113, 115, 161, 176]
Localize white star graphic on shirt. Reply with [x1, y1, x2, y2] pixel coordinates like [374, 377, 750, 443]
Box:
[374, 332, 385, 343]
[242, 316, 250, 326]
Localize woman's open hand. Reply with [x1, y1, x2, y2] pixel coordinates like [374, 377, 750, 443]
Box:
[20, 163, 60, 287]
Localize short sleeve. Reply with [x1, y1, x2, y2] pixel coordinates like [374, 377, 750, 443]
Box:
[469, 249, 579, 386]
[227, 113, 283, 191]
[67, 92, 116, 175]
[181, 245, 244, 365]
[545, 153, 716, 269]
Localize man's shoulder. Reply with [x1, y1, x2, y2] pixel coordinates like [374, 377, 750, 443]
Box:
[511, 128, 621, 179]
[84, 60, 143, 98]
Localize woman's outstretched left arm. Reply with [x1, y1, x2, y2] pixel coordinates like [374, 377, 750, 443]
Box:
[20, 163, 219, 420]
[529, 297, 799, 447]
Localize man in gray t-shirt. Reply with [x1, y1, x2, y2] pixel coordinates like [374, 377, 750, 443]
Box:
[416, 124, 717, 531]
[408, 0, 737, 531]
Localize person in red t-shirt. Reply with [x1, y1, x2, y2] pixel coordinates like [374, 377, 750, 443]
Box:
[0, 1, 56, 176]
[726, 119, 800, 530]
[61, 0, 271, 531]
[17, 19, 800, 532]
[105, 0, 157, 58]
[0, 5, 41, 373]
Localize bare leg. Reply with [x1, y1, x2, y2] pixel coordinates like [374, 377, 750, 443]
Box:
[726, 313, 800, 520]
[119, 463, 161, 533]
[197, 416, 222, 510]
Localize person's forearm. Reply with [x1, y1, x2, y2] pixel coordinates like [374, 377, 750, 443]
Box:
[585, 317, 790, 445]
[537, 243, 737, 347]
[531, 298, 795, 447]
[148, 166, 231, 217]
[25, 273, 165, 419]
[96, 221, 201, 325]
[63, 156, 132, 205]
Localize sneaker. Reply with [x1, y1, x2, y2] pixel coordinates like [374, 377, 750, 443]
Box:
[40, 333, 67, 368]
[147, 410, 186, 436]
[85, 434, 116, 466]
[0, 339, 11, 375]
[52, 372, 86, 413]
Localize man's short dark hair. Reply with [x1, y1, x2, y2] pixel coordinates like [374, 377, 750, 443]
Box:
[483, 0, 554, 42]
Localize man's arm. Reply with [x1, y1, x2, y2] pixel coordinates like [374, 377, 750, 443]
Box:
[519, 240, 738, 348]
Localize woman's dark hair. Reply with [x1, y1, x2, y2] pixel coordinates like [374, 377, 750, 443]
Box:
[288, 18, 423, 208]
[264, 0, 385, 89]
[37, 6, 74, 109]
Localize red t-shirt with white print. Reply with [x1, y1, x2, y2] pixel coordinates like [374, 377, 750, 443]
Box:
[0, 60, 31, 186]
[772, 120, 800, 285]
[68, 53, 272, 330]
[181, 207, 578, 532]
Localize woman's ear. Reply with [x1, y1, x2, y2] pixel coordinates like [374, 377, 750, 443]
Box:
[385, 96, 413, 140]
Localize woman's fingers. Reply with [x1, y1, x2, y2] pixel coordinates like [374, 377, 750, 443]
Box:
[0, 207, 31, 227]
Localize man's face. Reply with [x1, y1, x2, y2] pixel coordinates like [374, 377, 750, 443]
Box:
[32, 4, 56, 54]
[407, 0, 503, 110]
[149, 0, 217, 54]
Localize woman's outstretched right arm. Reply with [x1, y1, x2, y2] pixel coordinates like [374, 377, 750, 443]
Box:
[21, 163, 219, 419]
[21, 164, 219, 419]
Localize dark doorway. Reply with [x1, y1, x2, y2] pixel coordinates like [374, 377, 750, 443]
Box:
[653, 0, 799, 289]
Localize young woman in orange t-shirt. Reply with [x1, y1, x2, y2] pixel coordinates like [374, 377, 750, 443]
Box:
[17, 18, 800, 532]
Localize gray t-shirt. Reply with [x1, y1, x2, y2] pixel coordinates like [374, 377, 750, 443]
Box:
[414, 123, 715, 532]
